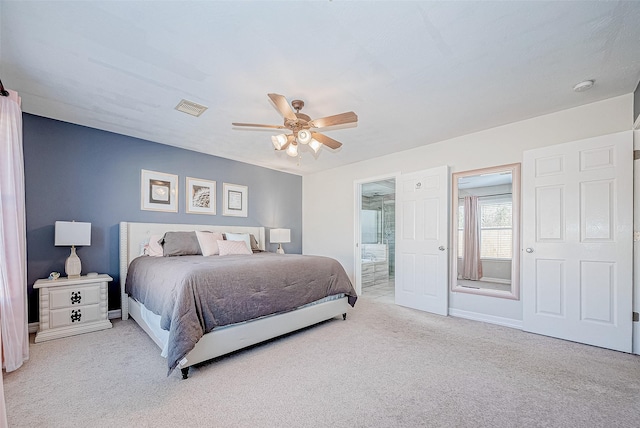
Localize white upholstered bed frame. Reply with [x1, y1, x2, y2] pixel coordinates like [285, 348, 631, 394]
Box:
[119, 221, 350, 378]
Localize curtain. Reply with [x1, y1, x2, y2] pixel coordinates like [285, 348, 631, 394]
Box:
[0, 89, 29, 373]
[462, 196, 482, 280]
[0, 329, 7, 428]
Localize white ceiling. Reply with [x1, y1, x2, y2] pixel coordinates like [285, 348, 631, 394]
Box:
[2, 1, 639, 176]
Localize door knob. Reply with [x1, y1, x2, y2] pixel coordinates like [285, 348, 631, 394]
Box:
[526, 248, 534, 253]
[438, 246, 445, 251]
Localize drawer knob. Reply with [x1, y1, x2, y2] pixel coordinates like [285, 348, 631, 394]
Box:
[71, 291, 82, 304]
[70, 309, 82, 323]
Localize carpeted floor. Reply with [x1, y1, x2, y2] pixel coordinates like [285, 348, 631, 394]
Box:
[4, 296, 640, 427]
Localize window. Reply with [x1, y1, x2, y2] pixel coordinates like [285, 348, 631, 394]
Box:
[457, 202, 464, 258]
[458, 196, 512, 259]
[480, 197, 512, 259]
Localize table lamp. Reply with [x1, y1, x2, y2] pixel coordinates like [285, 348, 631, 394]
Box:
[55, 221, 91, 277]
[270, 228, 290, 254]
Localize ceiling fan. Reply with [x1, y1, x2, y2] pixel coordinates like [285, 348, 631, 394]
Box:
[232, 93, 358, 157]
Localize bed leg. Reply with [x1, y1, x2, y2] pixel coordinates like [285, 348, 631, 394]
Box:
[181, 367, 189, 380]
[342, 313, 347, 320]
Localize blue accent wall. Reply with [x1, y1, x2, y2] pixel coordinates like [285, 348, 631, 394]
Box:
[23, 114, 302, 322]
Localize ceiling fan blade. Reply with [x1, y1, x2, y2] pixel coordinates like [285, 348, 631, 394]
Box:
[267, 93, 297, 121]
[232, 122, 287, 129]
[308, 112, 357, 129]
[312, 132, 343, 150]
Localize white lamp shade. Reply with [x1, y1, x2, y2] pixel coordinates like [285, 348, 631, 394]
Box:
[55, 221, 91, 246]
[271, 134, 288, 150]
[286, 142, 298, 157]
[297, 129, 312, 145]
[309, 138, 322, 154]
[270, 228, 291, 244]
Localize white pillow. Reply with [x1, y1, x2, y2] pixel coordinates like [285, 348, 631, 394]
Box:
[218, 240, 252, 256]
[144, 234, 164, 257]
[196, 231, 224, 256]
[225, 232, 251, 252]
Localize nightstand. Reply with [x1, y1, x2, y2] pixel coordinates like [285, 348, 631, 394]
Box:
[34, 274, 112, 343]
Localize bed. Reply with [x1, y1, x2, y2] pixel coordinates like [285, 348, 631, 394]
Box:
[119, 221, 357, 378]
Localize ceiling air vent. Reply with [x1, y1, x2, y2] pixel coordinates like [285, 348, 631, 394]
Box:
[175, 99, 208, 117]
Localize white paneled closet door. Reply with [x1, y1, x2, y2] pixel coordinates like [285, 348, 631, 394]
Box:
[395, 166, 449, 316]
[522, 131, 633, 352]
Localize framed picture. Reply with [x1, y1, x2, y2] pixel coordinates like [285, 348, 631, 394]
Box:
[223, 182, 248, 217]
[186, 177, 216, 215]
[140, 169, 178, 212]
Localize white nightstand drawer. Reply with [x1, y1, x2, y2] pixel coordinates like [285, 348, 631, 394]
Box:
[49, 304, 102, 329]
[49, 285, 101, 309]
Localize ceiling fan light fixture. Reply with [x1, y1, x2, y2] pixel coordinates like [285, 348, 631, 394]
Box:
[286, 142, 298, 157]
[271, 134, 288, 150]
[297, 129, 312, 145]
[233, 93, 356, 159]
[309, 138, 322, 154]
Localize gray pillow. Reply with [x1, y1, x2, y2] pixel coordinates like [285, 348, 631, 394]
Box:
[160, 231, 202, 256]
[250, 234, 263, 253]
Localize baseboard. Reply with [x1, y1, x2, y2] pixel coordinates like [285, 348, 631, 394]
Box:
[29, 309, 122, 334]
[449, 308, 522, 330]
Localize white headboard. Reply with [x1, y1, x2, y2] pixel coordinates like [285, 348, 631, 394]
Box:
[119, 221, 266, 319]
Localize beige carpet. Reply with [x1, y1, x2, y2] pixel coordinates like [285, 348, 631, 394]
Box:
[4, 296, 640, 427]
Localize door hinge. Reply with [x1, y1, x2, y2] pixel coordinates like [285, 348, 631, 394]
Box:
[634, 150, 640, 160]
[633, 312, 639, 322]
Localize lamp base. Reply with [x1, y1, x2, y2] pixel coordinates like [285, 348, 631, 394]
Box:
[65, 246, 82, 278]
[276, 244, 285, 254]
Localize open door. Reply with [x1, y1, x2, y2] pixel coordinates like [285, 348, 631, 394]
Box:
[354, 175, 397, 298]
[522, 131, 633, 352]
[395, 166, 449, 315]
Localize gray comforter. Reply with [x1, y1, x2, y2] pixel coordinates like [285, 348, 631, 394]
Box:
[125, 252, 357, 374]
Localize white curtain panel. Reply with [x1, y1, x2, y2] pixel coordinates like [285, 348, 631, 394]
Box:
[462, 196, 482, 281]
[0, 90, 29, 372]
[0, 328, 7, 428]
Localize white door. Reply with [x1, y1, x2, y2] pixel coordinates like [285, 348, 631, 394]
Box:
[396, 166, 449, 315]
[522, 131, 633, 352]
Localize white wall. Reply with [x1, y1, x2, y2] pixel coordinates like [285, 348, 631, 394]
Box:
[303, 94, 633, 323]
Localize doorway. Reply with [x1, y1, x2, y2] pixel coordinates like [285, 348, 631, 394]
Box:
[356, 177, 396, 303]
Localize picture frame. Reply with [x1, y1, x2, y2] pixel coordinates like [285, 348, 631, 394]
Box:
[140, 169, 178, 212]
[186, 177, 216, 215]
[222, 182, 248, 217]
